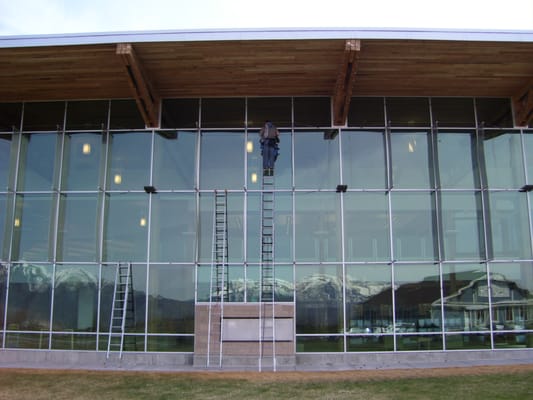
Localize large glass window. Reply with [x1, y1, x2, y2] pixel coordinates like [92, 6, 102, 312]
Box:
[0, 102, 22, 131]
[161, 98, 199, 129]
[386, 97, 430, 127]
[431, 98, 475, 127]
[345, 264, 393, 346]
[489, 263, 533, 346]
[344, 192, 390, 262]
[394, 264, 443, 350]
[0, 134, 16, 191]
[7, 263, 53, 331]
[441, 263, 488, 333]
[200, 131, 244, 190]
[342, 130, 386, 189]
[295, 192, 341, 262]
[110, 99, 145, 129]
[440, 192, 484, 260]
[390, 131, 432, 188]
[22, 102, 65, 131]
[476, 98, 513, 128]
[107, 132, 151, 191]
[103, 193, 148, 262]
[483, 131, 524, 188]
[294, 131, 340, 189]
[153, 131, 196, 190]
[488, 191, 532, 260]
[247, 130, 292, 189]
[202, 98, 244, 128]
[11, 194, 55, 261]
[391, 192, 436, 261]
[347, 97, 384, 127]
[296, 264, 343, 334]
[66, 100, 108, 131]
[294, 97, 331, 127]
[150, 193, 196, 262]
[61, 132, 104, 191]
[524, 130, 533, 182]
[0, 195, 6, 259]
[437, 131, 478, 188]
[52, 264, 98, 332]
[0, 263, 7, 328]
[247, 97, 292, 128]
[17, 133, 59, 191]
[148, 264, 194, 333]
[56, 194, 99, 262]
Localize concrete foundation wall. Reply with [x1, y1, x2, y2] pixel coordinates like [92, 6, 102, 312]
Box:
[1, 348, 532, 371]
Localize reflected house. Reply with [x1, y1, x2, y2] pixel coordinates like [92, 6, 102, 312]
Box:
[0, 27, 533, 369]
[434, 273, 533, 332]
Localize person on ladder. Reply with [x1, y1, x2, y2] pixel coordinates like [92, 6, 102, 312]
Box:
[259, 120, 280, 176]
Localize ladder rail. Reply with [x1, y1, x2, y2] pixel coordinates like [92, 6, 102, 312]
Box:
[259, 171, 276, 371]
[107, 262, 132, 359]
[207, 190, 228, 368]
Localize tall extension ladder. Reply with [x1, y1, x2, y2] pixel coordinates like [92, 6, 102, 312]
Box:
[207, 190, 229, 367]
[259, 171, 276, 371]
[107, 262, 134, 359]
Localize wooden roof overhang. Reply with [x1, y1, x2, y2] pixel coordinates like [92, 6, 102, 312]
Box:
[1, 28, 532, 127]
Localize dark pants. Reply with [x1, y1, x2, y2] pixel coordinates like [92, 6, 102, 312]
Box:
[262, 139, 277, 169]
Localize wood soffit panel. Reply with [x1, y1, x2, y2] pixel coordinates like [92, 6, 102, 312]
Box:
[0, 39, 532, 102]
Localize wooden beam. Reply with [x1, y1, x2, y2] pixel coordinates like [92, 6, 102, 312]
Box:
[116, 43, 160, 127]
[513, 78, 533, 126]
[332, 40, 361, 126]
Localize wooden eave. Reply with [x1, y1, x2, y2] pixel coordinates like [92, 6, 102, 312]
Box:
[0, 38, 532, 125]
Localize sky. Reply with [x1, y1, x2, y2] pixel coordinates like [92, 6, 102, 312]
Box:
[0, 0, 532, 36]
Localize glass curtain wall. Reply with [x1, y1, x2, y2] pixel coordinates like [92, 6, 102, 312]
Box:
[0, 97, 532, 354]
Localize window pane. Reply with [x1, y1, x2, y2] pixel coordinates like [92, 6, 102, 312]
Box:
[148, 264, 194, 333]
[441, 264, 488, 332]
[296, 265, 343, 333]
[294, 131, 340, 189]
[247, 97, 292, 128]
[107, 132, 151, 191]
[440, 192, 484, 260]
[295, 192, 341, 262]
[394, 264, 442, 336]
[0, 263, 7, 328]
[483, 131, 524, 188]
[344, 192, 390, 262]
[61, 132, 104, 191]
[489, 263, 533, 346]
[523, 130, 533, 182]
[110, 99, 145, 129]
[386, 97, 430, 127]
[7, 263, 53, 331]
[489, 191, 532, 259]
[12, 194, 54, 261]
[247, 192, 293, 263]
[247, 130, 291, 189]
[200, 131, 244, 190]
[342, 130, 386, 189]
[22, 102, 65, 131]
[392, 192, 436, 261]
[347, 97, 384, 127]
[346, 264, 392, 334]
[17, 133, 59, 191]
[202, 98, 244, 128]
[0, 195, 6, 259]
[391, 131, 431, 188]
[153, 131, 196, 190]
[294, 97, 331, 127]
[431, 98, 475, 127]
[0, 103, 22, 131]
[150, 193, 196, 262]
[66, 100, 108, 130]
[103, 193, 148, 262]
[53, 264, 98, 332]
[161, 98, 199, 129]
[0, 134, 15, 190]
[57, 194, 99, 262]
[437, 131, 478, 188]
[99, 264, 146, 333]
[476, 98, 513, 128]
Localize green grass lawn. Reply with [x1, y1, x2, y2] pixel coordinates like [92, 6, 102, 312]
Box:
[0, 368, 531, 400]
